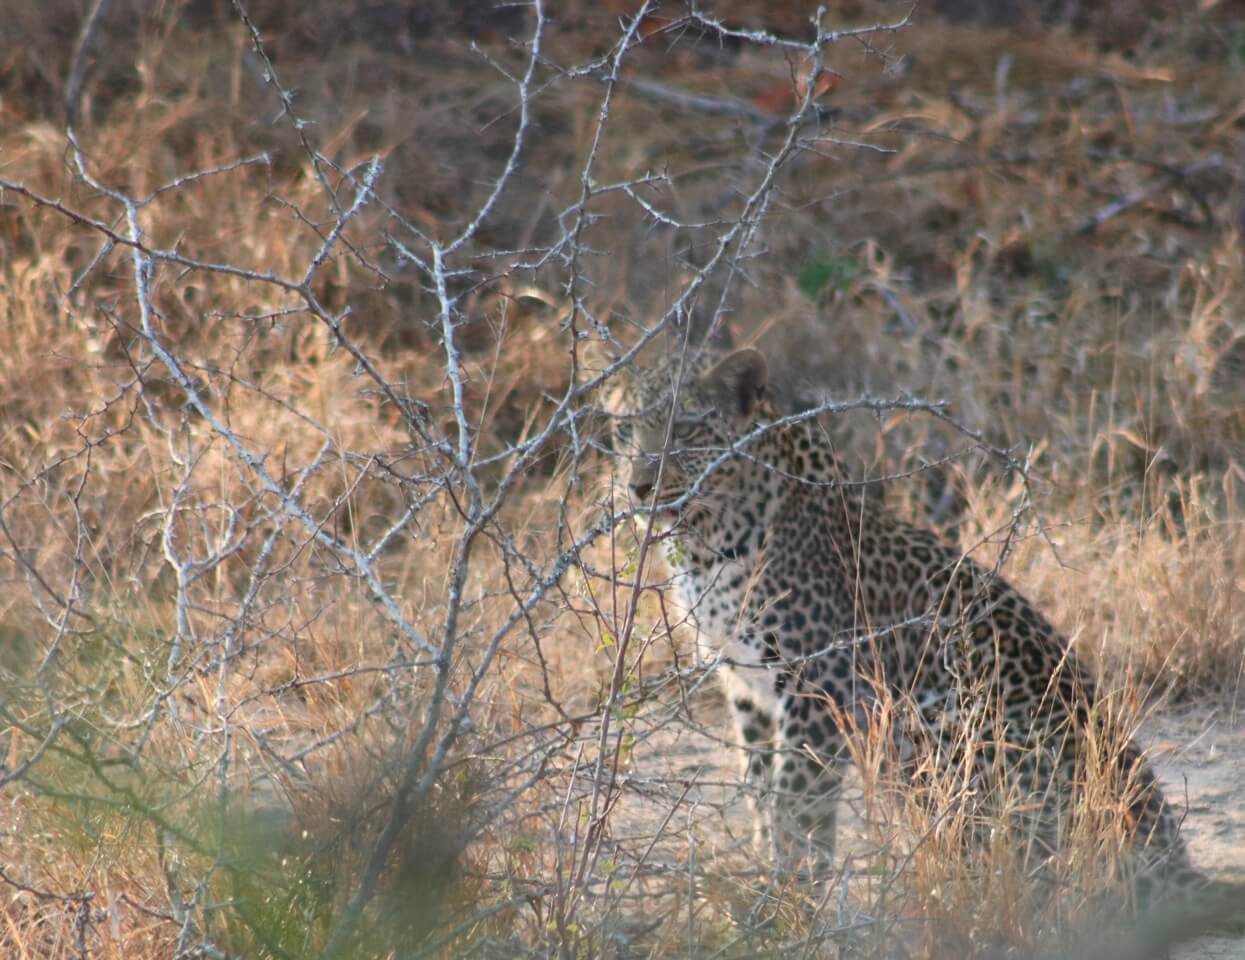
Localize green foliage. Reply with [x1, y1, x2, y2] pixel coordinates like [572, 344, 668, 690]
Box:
[222, 811, 336, 959]
[798, 256, 862, 300]
[1230, 25, 1245, 65]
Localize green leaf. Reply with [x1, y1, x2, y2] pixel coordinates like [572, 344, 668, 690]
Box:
[798, 257, 862, 300]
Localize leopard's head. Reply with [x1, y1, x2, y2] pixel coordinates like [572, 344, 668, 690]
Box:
[605, 348, 770, 514]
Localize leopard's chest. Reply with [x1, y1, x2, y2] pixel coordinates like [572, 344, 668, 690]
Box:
[667, 549, 755, 644]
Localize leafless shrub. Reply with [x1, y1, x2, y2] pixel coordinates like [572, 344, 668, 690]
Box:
[1, 1, 1243, 958]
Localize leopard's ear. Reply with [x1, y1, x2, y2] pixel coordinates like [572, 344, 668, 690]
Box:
[576, 338, 627, 387]
[578, 337, 608, 372]
[704, 348, 767, 418]
[578, 340, 635, 418]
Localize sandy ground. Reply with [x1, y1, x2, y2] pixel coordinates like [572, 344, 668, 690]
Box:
[1147, 708, 1245, 960]
[617, 699, 1245, 957]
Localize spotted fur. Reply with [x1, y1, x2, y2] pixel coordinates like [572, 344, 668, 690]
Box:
[607, 346, 1242, 927]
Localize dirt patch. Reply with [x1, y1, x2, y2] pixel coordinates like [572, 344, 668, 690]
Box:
[1147, 707, 1245, 960]
[618, 695, 1245, 954]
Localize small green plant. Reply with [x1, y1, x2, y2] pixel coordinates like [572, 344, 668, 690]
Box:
[798, 256, 863, 300]
[1230, 25, 1245, 65]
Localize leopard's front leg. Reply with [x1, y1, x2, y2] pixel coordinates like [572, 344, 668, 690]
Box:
[727, 646, 848, 873]
[725, 674, 776, 855]
[770, 686, 847, 873]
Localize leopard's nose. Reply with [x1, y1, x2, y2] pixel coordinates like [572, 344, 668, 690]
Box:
[630, 481, 653, 501]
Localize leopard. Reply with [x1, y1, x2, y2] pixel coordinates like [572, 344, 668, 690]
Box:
[605, 344, 1243, 932]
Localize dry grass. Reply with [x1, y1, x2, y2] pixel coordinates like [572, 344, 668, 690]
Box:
[1, 1, 1244, 957]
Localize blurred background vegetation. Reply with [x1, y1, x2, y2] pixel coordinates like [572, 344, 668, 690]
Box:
[2, 1, 1244, 957]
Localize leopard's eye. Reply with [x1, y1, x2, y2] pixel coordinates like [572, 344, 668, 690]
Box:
[613, 420, 634, 445]
[672, 420, 699, 442]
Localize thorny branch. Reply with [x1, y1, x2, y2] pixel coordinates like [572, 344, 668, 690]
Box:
[0, 2, 1107, 957]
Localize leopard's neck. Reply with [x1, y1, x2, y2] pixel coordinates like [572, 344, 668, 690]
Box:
[665, 419, 852, 573]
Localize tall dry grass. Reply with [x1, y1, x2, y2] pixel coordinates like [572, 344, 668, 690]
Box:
[1, 1, 1243, 957]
